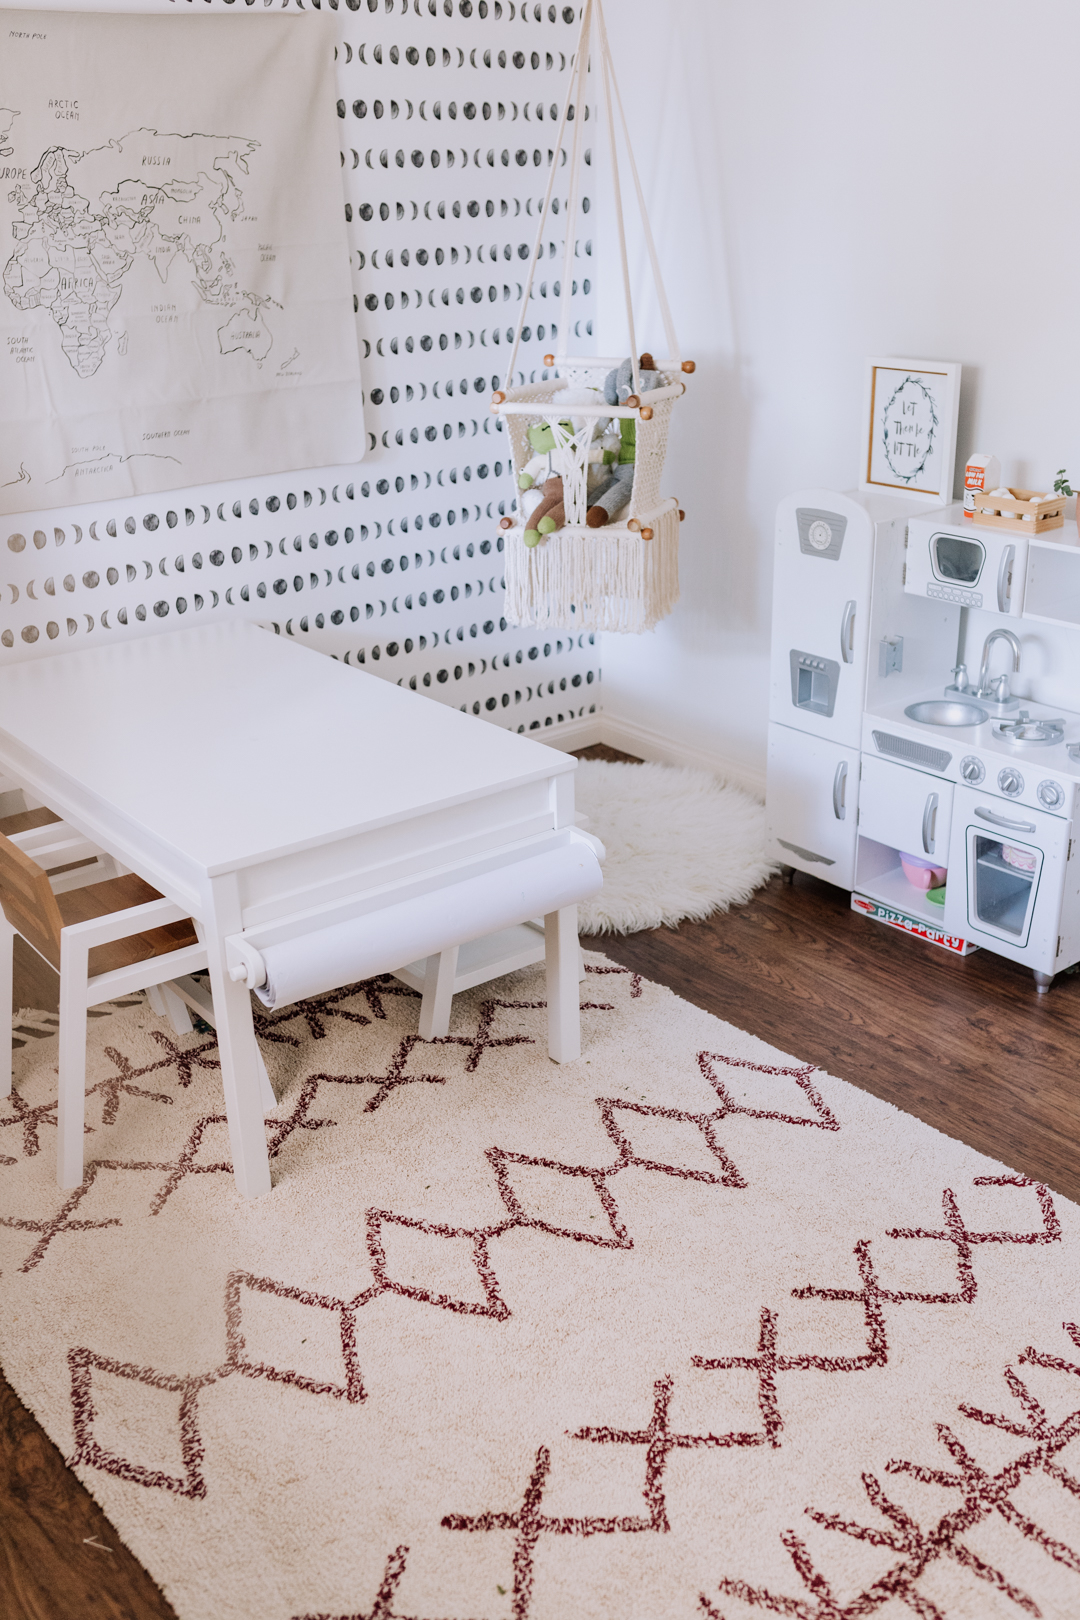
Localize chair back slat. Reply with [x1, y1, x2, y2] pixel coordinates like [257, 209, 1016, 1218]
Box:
[0, 830, 64, 966]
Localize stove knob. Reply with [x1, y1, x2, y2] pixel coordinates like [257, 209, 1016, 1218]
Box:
[960, 755, 985, 784]
[1038, 778, 1065, 809]
[998, 767, 1024, 798]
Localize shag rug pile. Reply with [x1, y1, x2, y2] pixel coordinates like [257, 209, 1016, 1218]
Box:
[1, 962, 1079, 1620]
[573, 761, 774, 933]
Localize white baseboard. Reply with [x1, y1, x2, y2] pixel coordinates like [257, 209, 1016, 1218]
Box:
[595, 713, 767, 800]
[528, 713, 606, 752]
[532, 710, 766, 800]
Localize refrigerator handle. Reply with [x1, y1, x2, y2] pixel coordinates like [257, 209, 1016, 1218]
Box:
[832, 759, 848, 821]
[840, 599, 856, 663]
[921, 791, 939, 855]
[997, 544, 1015, 613]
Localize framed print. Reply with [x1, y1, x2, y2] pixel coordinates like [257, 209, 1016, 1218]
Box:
[859, 357, 961, 505]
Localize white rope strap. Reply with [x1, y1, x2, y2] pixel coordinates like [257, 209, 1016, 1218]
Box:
[596, 11, 640, 401]
[594, 0, 681, 366]
[556, 32, 589, 362]
[502, 0, 593, 392]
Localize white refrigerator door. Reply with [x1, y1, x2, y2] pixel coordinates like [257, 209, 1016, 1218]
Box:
[858, 754, 954, 865]
[769, 489, 875, 748]
[766, 721, 860, 888]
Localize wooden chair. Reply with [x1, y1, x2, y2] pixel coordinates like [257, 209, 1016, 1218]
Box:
[0, 814, 273, 1189]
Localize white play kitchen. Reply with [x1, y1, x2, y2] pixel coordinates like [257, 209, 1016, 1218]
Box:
[766, 480, 1080, 992]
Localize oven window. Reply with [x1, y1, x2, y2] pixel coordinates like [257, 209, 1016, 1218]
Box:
[932, 534, 985, 584]
[971, 834, 1040, 938]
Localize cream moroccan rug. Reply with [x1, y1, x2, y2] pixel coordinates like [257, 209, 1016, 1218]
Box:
[1, 959, 1079, 1620]
[574, 762, 774, 934]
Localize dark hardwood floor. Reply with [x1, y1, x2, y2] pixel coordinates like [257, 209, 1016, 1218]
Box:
[3, 744, 1079, 1616]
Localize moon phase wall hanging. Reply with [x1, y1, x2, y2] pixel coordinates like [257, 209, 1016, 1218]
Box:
[494, 0, 693, 633]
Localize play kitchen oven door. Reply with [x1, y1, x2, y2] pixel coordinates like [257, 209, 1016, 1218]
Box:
[946, 786, 1069, 969]
[905, 523, 1026, 617]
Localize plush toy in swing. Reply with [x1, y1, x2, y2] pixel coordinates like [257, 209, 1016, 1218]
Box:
[586, 355, 662, 529]
[517, 387, 607, 547]
[516, 367, 662, 545]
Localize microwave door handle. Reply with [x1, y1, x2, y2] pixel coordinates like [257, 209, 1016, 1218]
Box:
[997, 543, 1015, 613]
[974, 806, 1036, 833]
[840, 599, 856, 664]
[832, 759, 847, 820]
[921, 791, 938, 855]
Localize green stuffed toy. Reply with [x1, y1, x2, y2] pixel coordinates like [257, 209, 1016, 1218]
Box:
[517, 389, 604, 544]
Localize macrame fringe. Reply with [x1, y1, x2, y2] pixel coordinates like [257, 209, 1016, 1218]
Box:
[503, 504, 680, 633]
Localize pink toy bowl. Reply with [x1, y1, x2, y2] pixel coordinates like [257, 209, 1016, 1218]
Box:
[899, 852, 948, 891]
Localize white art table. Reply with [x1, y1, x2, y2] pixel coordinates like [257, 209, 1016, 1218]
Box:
[0, 622, 591, 1198]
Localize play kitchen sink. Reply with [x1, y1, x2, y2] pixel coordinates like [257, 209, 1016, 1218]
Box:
[904, 699, 989, 727]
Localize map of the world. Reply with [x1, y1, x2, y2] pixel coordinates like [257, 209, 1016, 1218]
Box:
[0, 10, 363, 516]
[4, 128, 275, 380]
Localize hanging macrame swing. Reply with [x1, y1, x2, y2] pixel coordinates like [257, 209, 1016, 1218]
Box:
[492, 0, 693, 634]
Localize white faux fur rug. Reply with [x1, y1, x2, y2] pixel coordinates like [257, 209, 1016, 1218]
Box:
[1, 963, 1079, 1620]
[574, 760, 775, 933]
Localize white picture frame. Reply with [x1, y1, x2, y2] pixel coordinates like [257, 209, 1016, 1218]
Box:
[859, 356, 961, 505]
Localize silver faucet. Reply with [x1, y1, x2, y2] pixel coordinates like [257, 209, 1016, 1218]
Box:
[975, 628, 1022, 700]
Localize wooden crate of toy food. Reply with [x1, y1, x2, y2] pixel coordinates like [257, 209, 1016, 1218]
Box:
[971, 487, 1065, 533]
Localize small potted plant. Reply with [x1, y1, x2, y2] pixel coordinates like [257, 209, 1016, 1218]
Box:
[1053, 469, 1080, 541]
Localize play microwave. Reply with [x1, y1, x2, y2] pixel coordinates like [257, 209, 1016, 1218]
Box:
[905, 504, 1026, 618]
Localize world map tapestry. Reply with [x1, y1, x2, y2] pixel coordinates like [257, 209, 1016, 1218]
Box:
[0, 9, 364, 516]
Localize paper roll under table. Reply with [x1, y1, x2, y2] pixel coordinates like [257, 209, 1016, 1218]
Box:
[250, 841, 603, 1010]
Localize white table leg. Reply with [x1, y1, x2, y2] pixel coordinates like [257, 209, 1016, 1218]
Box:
[58, 935, 89, 1189]
[256, 1046, 277, 1114]
[418, 946, 458, 1040]
[0, 913, 13, 1099]
[203, 883, 271, 1199]
[157, 981, 195, 1036]
[544, 903, 580, 1063]
[159, 968, 276, 1116]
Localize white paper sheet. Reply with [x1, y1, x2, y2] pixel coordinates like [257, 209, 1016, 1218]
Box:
[252, 842, 604, 1010]
[0, 9, 364, 516]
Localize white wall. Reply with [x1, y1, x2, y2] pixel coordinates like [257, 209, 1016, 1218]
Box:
[594, 0, 1080, 789]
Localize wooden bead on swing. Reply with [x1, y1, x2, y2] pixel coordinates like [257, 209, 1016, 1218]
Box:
[640, 527, 654, 541]
[681, 361, 696, 374]
[543, 354, 555, 367]
[499, 516, 514, 530]
[491, 390, 506, 405]
[678, 509, 686, 521]
[639, 406, 653, 421]
[627, 518, 640, 531]
[625, 394, 640, 408]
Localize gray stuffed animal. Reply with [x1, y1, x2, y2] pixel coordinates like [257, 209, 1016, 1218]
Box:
[588, 354, 662, 528]
[602, 354, 663, 406]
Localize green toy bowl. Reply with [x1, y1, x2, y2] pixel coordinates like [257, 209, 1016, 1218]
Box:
[926, 886, 946, 907]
